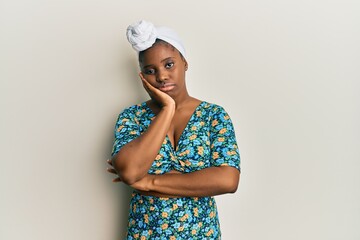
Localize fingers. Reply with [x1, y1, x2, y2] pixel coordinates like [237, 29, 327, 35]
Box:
[107, 167, 117, 174]
[106, 159, 113, 166]
[139, 72, 155, 93]
[139, 72, 146, 81]
[105, 159, 121, 183]
[112, 177, 121, 183]
[106, 159, 117, 175]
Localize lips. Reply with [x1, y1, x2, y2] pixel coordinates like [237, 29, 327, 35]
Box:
[158, 83, 175, 92]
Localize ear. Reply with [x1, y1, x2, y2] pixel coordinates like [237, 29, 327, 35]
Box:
[184, 59, 188, 71]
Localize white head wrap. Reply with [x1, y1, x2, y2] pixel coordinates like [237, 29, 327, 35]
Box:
[126, 20, 186, 58]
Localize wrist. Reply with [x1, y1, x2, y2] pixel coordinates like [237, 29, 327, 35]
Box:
[161, 104, 175, 116]
[148, 174, 156, 192]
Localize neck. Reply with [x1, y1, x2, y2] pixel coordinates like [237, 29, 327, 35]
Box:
[173, 91, 192, 109]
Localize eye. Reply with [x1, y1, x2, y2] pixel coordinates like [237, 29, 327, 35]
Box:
[144, 68, 155, 75]
[165, 62, 174, 69]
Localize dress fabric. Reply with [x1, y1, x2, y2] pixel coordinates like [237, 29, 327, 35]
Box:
[111, 101, 240, 240]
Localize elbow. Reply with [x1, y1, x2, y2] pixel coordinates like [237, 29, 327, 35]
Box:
[114, 165, 142, 186]
[224, 171, 240, 194]
[111, 155, 142, 185]
[227, 181, 239, 193]
[121, 176, 136, 186]
[119, 169, 143, 186]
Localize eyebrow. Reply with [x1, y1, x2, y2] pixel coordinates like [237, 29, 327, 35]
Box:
[143, 57, 174, 69]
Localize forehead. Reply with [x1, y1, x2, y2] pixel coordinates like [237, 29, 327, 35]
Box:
[139, 42, 181, 65]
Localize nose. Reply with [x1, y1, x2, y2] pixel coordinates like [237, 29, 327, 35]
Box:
[156, 69, 168, 83]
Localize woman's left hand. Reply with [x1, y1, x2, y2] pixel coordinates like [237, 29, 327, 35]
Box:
[106, 159, 122, 182]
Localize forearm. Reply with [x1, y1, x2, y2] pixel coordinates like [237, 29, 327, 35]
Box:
[146, 166, 240, 197]
[112, 104, 174, 185]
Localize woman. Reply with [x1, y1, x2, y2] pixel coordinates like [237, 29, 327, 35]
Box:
[107, 20, 241, 239]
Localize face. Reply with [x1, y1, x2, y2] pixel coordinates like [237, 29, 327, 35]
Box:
[140, 42, 188, 98]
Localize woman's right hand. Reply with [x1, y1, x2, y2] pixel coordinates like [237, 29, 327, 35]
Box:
[139, 72, 175, 108]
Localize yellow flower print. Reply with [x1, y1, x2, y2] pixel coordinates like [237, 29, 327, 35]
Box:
[155, 170, 162, 174]
[198, 222, 203, 227]
[197, 161, 204, 167]
[206, 229, 214, 237]
[178, 225, 185, 231]
[227, 150, 237, 156]
[185, 160, 192, 166]
[193, 207, 199, 217]
[189, 134, 197, 140]
[144, 214, 149, 223]
[192, 229, 197, 235]
[196, 110, 202, 117]
[162, 211, 168, 218]
[224, 115, 230, 120]
[140, 236, 146, 240]
[209, 211, 215, 218]
[149, 198, 154, 204]
[191, 125, 197, 131]
[161, 223, 168, 230]
[212, 152, 219, 159]
[133, 233, 139, 238]
[122, 118, 129, 123]
[172, 204, 178, 210]
[180, 214, 189, 221]
[148, 230, 153, 235]
[212, 119, 218, 126]
[130, 130, 137, 135]
[179, 151, 186, 156]
[170, 236, 176, 240]
[155, 154, 162, 160]
[200, 121, 205, 126]
[219, 128, 227, 134]
[179, 149, 190, 157]
[150, 206, 155, 211]
[116, 125, 124, 132]
[197, 146, 204, 155]
[218, 137, 225, 142]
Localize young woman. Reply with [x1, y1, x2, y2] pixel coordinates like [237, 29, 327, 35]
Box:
[107, 20, 241, 239]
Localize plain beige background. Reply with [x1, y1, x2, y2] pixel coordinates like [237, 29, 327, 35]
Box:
[1, 0, 359, 239]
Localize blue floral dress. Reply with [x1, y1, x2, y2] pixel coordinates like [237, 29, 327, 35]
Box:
[111, 101, 240, 240]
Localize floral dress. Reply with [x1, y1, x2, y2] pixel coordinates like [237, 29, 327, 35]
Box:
[111, 101, 241, 240]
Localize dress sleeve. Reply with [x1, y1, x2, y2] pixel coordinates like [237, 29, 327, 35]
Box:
[111, 108, 141, 157]
[209, 106, 241, 171]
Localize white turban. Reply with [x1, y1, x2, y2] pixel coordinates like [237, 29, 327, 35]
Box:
[126, 20, 186, 58]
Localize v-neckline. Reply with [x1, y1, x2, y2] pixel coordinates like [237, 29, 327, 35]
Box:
[144, 101, 205, 152]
